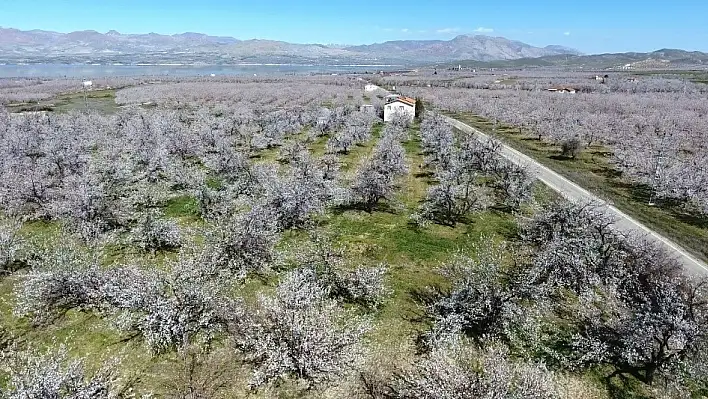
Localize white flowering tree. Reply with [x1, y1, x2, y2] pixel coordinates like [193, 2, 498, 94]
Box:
[390, 340, 560, 399]
[234, 267, 371, 389]
[0, 346, 120, 399]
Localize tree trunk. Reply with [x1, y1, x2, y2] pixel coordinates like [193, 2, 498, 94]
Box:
[645, 365, 657, 385]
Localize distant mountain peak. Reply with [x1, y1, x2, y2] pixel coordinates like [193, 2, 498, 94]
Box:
[174, 32, 205, 37]
[347, 35, 580, 62]
[0, 26, 580, 64]
[544, 45, 583, 55]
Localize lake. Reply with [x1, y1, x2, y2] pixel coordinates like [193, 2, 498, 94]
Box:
[0, 64, 406, 78]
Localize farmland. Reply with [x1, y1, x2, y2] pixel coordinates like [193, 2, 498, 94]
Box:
[1, 74, 707, 398]
[389, 70, 708, 262]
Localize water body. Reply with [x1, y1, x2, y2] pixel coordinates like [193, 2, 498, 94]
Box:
[0, 64, 406, 78]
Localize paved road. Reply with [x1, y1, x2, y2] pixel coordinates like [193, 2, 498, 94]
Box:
[443, 116, 708, 275]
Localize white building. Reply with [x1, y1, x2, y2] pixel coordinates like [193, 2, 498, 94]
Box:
[364, 84, 380, 92]
[384, 96, 416, 123]
[547, 86, 577, 94]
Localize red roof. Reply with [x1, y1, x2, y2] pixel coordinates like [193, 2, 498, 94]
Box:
[390, 96, 416, 106]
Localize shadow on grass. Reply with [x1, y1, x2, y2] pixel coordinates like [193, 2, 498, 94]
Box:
[605, 373, 654, 399]
[548, 154, 576, 161]
[613, 180, 652, 203]
[670, 210, 708, 230]
[589, 149, 614, 157]
[1, 260, 30, 276]
[331, 201, 401, 216]
[110, 331, 142, 347]
[8, 105, 55, 113]
[591, 166, 623, 179]
[414, 170, 435, 179]
[609, 181, 708, 230]
[409, 286, 443, 307]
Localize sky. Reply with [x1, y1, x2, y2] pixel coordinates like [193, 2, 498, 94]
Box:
[1, 0, 707, 54]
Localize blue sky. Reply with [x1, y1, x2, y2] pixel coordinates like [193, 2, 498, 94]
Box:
[1, 0, 707, 54]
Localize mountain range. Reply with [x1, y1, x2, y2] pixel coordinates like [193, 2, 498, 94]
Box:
[442, 49, 708, 69]
[346, 35, 581, 62]
[0, 27, 580, 65]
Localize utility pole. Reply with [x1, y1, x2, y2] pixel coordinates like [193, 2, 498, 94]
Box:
[648, 129, 669, 206]
[492, 96, 500, 131]
[82, 80, 92, 111]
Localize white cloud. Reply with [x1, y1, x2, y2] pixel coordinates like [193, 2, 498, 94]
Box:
[401, 28, 409, 33]
[473, 27, 494, 33]
[436, 27, 460, 34]
[564, 31, 571, 36]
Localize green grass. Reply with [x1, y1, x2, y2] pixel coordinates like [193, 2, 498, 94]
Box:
[0, 273, 154, 380]
[311, 121, 520, 350]
[18, 220, 62, 240]
[7, 89, 119, 114]
[631, 70, 708, 85]
[448, 112, 708, 262]
[163, 195, 200, 221]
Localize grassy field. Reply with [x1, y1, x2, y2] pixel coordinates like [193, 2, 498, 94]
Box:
[447, 112, 708, 263]
[6, 89, 119, 114]
[632, 70, 708, 85]
[317, 123, 521, 351]
[0, 122, 539, 397]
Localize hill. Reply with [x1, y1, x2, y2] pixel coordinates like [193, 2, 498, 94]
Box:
[440, 49, 708, 70]
[347, 35, 582, 62]
[0, 27, 579, 65]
